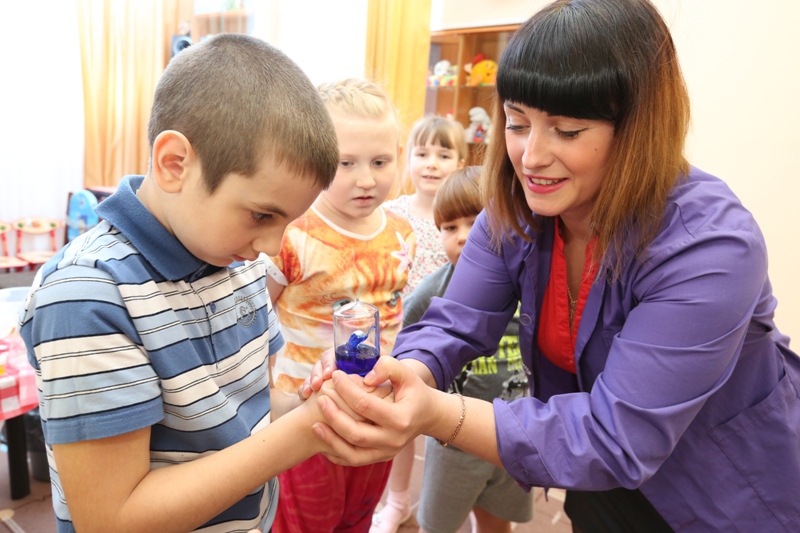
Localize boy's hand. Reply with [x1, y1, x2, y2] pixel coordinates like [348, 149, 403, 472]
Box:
[303, 371, 393, 424]
[297, 347, 338, 400]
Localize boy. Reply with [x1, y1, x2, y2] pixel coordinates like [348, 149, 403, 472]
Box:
[20, 34, 345, 533]
[403, 167, 533, 533]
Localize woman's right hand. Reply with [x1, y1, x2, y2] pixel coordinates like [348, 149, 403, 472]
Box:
[311, 357, 442, 465]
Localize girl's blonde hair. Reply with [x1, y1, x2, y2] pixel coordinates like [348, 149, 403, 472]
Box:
[399, 115, 468, 193]
[316, 78, 401, 139]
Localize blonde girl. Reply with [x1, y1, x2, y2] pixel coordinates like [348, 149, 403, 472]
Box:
[268, 78, 413, 533]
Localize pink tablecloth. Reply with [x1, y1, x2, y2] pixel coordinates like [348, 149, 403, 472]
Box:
[0, 335, 38, 420]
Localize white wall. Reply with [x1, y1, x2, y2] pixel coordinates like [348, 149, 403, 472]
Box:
[250, 0, 368, 85]
[0, 2, 84, 246]
[430, 0, 538, 30]
[431, 0, 800, 343]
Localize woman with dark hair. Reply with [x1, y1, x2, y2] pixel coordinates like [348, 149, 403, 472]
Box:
[305, 0, 800, 530]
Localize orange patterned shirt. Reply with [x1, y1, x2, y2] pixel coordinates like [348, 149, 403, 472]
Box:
[269, 206, 415, 393]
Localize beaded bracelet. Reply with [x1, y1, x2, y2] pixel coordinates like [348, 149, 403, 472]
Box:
[438, 393, 466, 448]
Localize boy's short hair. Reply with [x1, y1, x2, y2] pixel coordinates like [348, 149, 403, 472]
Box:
[433, 166, 482, 230]
[148, 33, 339, 193]
[316, 78, 400, 137]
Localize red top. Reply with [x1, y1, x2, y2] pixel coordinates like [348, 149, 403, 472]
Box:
[537, 221, 598, 374]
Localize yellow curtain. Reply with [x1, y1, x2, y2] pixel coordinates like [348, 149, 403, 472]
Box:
[365, 0, 432, 137]
[78, 0, 193, 188]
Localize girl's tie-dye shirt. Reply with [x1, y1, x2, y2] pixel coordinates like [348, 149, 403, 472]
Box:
[268, 206, 415, 393]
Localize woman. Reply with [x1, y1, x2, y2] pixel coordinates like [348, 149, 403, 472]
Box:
[306, 0, 800, 530]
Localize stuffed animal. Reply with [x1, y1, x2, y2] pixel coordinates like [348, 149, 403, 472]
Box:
[434, 59, 451, 77]
[428, 60, 460, 86]
[463, 52, 488, 78]
[465, 107, 492, 144]
[468, 60, 498, 86]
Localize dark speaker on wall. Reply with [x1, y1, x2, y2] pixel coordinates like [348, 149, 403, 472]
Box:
[171, 35, 192, 57]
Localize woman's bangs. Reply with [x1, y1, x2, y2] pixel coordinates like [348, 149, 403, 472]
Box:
[498, 71, 616, 121]
[497, 17, 623, 121]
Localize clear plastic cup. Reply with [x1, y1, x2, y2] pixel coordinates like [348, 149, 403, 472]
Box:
[333, 299, 380, 377]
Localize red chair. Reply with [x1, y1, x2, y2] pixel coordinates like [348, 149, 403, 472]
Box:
[13, 217, 64, 271]
[0, 222, 28, 272]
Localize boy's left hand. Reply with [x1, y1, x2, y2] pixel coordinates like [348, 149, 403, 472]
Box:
[298, 347, 338, 400]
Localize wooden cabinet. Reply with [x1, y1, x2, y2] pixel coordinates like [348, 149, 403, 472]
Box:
[424, 24, 519, 164]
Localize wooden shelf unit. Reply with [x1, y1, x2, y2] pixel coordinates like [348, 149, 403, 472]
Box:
[425, 24, 519, 164]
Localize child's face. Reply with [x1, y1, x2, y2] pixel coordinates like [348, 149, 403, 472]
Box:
[409, 136, 464, 199]
[317, 111, 399, 224]
[440, 215, 477, 266]
[171, 156, 323, 267]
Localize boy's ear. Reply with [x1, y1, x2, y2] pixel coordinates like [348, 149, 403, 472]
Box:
[458, 158, 466, 170]
[151, 130, 196, 193]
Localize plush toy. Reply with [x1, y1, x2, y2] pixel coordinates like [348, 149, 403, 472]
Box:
[468, 60, 498, 86]
[465, 106, 492, 144]
[427, 60, 460, 86]
[433, 59, 451, 77]
[463, 52, 488, 78]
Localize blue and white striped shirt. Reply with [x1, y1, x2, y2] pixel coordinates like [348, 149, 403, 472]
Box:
[21, 175, 282, 533]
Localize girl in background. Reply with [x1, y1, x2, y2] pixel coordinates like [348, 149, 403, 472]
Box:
[374, 116, 467, 533]
[383, 115, 468, 297]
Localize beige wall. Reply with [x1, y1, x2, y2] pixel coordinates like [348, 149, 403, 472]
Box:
[665, 0, 800, 343]
[431, 0, 800, 343]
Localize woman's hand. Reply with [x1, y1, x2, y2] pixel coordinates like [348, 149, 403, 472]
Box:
[313, 371, 394, 423]
[312, 357, 439, 465]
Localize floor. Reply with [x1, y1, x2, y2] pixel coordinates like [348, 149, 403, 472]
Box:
[0, 440, 55, 532]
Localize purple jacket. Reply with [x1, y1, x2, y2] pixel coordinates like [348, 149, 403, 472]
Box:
[394, 167, 800, 531]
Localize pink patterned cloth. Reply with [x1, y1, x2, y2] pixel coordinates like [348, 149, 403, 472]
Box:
[383, 195, 449, 296]
[0, 334, 38, 420]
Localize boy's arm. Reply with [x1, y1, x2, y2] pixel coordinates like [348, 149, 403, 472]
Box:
[266, 272, 285, 305]
[53, 391, 326, 533]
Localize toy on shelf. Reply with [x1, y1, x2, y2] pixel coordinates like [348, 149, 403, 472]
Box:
[468, 59, 498, 86]
[465, 106, 492, 144]
[463, 53, 486, 77]
[427, 59, 459, 87]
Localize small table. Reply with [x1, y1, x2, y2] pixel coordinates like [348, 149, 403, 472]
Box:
[0, 335, 39, 499]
